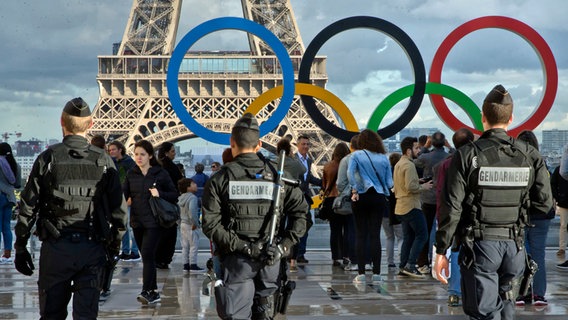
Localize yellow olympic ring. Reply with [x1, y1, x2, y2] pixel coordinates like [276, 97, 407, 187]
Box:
[245, 83, 360, 132]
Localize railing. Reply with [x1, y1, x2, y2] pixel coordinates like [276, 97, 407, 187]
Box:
[97, 54, 327, 77]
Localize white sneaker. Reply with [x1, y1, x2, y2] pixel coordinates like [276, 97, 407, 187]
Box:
[353, 274, 366, 284]
[371, 274, 382, 283]
[0, 257, 13, 264]
[418, 265, 431, 275]
[344, 263, 358, 271]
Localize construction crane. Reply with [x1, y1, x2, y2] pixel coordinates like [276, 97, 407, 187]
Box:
[2, 132, 22, 142]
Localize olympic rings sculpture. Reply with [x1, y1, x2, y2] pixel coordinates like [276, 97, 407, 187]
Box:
[167, 15, 557, 144]
[167, 17, 295, 145]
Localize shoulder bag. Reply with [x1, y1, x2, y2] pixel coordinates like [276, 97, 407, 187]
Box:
[317, 169, 337, 220]
[332, 191, 353, 215]
[149, 181, 180, 228]
[149, 196, 180, 228]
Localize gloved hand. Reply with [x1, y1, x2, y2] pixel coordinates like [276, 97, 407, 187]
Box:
[107, 247, 120, 260]
[107, 240, 121, 260]
[266, 242, 289, 266]
[15, 248, 34, 276]
[240, 240, 265, 260]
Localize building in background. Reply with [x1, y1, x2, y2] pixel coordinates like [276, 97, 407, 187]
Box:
[13, 139, 50, 183]
[383, 128, 440, 153]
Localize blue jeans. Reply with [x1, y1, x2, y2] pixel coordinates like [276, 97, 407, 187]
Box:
[525, 219, 551, 297]
[297, 232, 308, 257]
[293, 210, 311, 259]
[121, 208, 139, 255]
[449, 249, 461, 296]
[382, 218, 402, 265]
[397, 208, 427, 268]
[0, 193, 13, 251]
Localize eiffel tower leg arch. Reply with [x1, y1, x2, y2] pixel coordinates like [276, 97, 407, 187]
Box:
[89, 0, 346, 177]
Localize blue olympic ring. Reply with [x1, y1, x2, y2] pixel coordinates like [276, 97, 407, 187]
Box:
[166, 17, 295, 145]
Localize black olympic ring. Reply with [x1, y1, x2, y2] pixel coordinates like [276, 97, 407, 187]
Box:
[298, 16, 426, 141]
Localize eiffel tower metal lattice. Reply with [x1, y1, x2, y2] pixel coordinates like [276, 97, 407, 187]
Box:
[89, 0, 346, 171]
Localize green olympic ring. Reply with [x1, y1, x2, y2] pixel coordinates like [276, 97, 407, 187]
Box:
[367, 82, 483, 132]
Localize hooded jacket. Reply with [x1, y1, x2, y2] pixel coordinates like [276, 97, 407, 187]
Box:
[178, 191, 199, 226]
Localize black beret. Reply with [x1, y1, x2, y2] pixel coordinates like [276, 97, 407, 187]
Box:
[233, 112, 259, 132]
[63, 97, 91, 117]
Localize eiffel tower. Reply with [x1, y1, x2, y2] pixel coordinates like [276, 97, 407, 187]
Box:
[89, 0, 346, 171]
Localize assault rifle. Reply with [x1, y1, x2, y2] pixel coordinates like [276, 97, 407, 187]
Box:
[262, 150, 300, 316]
[93, 166, 123, 298]
[267, 150, 300, 246]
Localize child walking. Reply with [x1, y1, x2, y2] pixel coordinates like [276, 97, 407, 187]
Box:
[178, 178, 205, 272]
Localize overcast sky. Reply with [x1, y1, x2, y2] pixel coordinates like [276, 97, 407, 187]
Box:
[1, 0, 567, 149]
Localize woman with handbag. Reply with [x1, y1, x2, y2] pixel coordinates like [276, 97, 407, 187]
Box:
[0, 143, 21, 264]
[155, 142, 184, 270]
[347, 129, 392, 284]
[122, 140, 178, 305]
[336, 135, 360, 271]
[322, 143, 350, 267]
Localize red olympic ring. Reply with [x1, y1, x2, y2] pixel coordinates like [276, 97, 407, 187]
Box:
[429, 16, 558, 137]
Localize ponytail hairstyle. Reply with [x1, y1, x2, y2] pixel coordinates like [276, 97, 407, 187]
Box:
[158, 142, 174, 161]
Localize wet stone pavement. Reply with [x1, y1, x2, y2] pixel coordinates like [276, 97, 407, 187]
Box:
[1, 248, 568, 319]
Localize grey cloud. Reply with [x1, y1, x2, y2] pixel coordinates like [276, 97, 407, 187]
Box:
[0, 0, 566, 141]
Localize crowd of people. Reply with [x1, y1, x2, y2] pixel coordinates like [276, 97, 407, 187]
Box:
[2, 86, 567, 319]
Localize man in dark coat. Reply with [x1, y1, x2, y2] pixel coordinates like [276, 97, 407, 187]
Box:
[202, 113, 308, 319]
[14, 98, 127, 319]
[292, 135, 321, 264]
[434, 85, 553, 319]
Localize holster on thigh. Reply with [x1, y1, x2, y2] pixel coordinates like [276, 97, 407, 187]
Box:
[252, 294, 274, 320]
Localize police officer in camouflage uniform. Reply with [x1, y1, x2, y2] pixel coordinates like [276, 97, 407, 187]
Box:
[202, 113, 308, 320]
[434, 85, 553, 319]
[14, 98, 127, 319]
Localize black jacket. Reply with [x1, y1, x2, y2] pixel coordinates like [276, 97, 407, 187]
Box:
[435, 129, 553, 254]
[15, 135, 127, 246]
[201, 152, 309, 254]
[551, 166, 568, 208]
[161, 157, 184, 192]
[123, 165, 178, 229]
[294, 153, 322, 205]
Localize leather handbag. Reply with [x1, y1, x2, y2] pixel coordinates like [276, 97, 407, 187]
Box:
[332, 193, 353, 215]
[149, 196, 180, 228]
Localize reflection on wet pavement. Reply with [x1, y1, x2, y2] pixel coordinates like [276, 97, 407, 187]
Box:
[1, 248, 568, 319]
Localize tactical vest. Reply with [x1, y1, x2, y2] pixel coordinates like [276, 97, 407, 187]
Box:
[43, 143, 107, 232]
[225, 161, 276, 241]
[466, 137, 534, 238]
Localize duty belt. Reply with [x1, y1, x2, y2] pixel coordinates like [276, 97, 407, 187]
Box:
[59, 231, 92, 243]
[473, 227, 515, 240]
